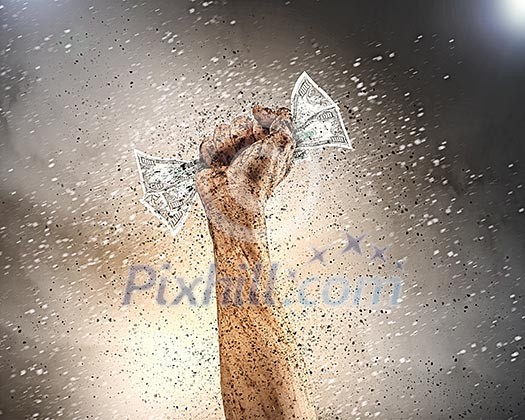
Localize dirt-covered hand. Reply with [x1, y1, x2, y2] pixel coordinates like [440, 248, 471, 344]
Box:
[196, 105, 295, 241]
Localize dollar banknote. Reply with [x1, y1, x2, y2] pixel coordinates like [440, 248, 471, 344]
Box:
[135, 71, 352, 235]
[135, 150, 201, 234]
[295, 106, 353, 149]
[291, 72, 337, 127]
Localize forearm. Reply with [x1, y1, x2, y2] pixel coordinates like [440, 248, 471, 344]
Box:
[210, 221, 271, 306]
[208, 222, 316, 419]
[196, 104, 315, 419]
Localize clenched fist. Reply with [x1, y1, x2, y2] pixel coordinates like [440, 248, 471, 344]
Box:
[196, 105, 296, 242]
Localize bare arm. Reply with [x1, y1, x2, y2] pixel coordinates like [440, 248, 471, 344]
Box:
[196, 106, 316, 419]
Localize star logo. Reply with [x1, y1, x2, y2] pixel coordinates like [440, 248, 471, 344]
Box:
[310, 247, 327, 264]
[395, 258, 406, 271]
[370, 245, 387, 262]
[341, 232, 366, 255]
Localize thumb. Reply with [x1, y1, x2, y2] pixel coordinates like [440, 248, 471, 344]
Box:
[268, 109, 295, 150]
[252, 105, 292, 128]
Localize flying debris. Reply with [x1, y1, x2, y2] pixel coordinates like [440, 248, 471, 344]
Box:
[135, 72, 352, 236]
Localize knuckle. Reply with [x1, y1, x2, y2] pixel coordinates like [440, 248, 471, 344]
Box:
[252, 104, 277, 128]
[230, 116, 253, 143]
[214, 123, 231, 141]
[272, 131, 293, 149]
[276, 107, 292, 119]
[199, 138, 214, 165]
[231, 115, 250, 128]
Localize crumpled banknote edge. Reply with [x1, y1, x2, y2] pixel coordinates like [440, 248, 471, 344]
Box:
[294, 106, 354, 151]
[292, 72, 353, 151]
[134, 149, 196, 237]
[291, 71, 337, 118]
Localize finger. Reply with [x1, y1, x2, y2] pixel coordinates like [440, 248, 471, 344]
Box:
[230, 115, 255, 153]
[213, 123, 234, 163]
[200, 123, 233, 166]
[264, 112, 295, 181]
[252, 118, 267, 142]
[258, 136, 294, 198]
[251, 105, 290, 142]
[275, 107, 293, 119]
[269, 112, 294, 148]
[265, 130, 295, 187]
[230, 133, 295, 199]
[195, 167, 215, 205]
[251, 105, 274, 143]
[229, 141, 271, 198]
[235, 108, 296, 195]
[252, 104, 291, 126]
[252, 105, 278, 128]
[199, 136, 215, 167]
[265, 110, 296, 188]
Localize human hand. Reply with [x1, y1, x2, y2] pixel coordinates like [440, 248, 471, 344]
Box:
[196, 105, 295, 241]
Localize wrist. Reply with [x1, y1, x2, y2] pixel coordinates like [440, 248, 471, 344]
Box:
[206, 206, 267, 248]
[210, 225, 269, 272]
[207, 219, 275, 308]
